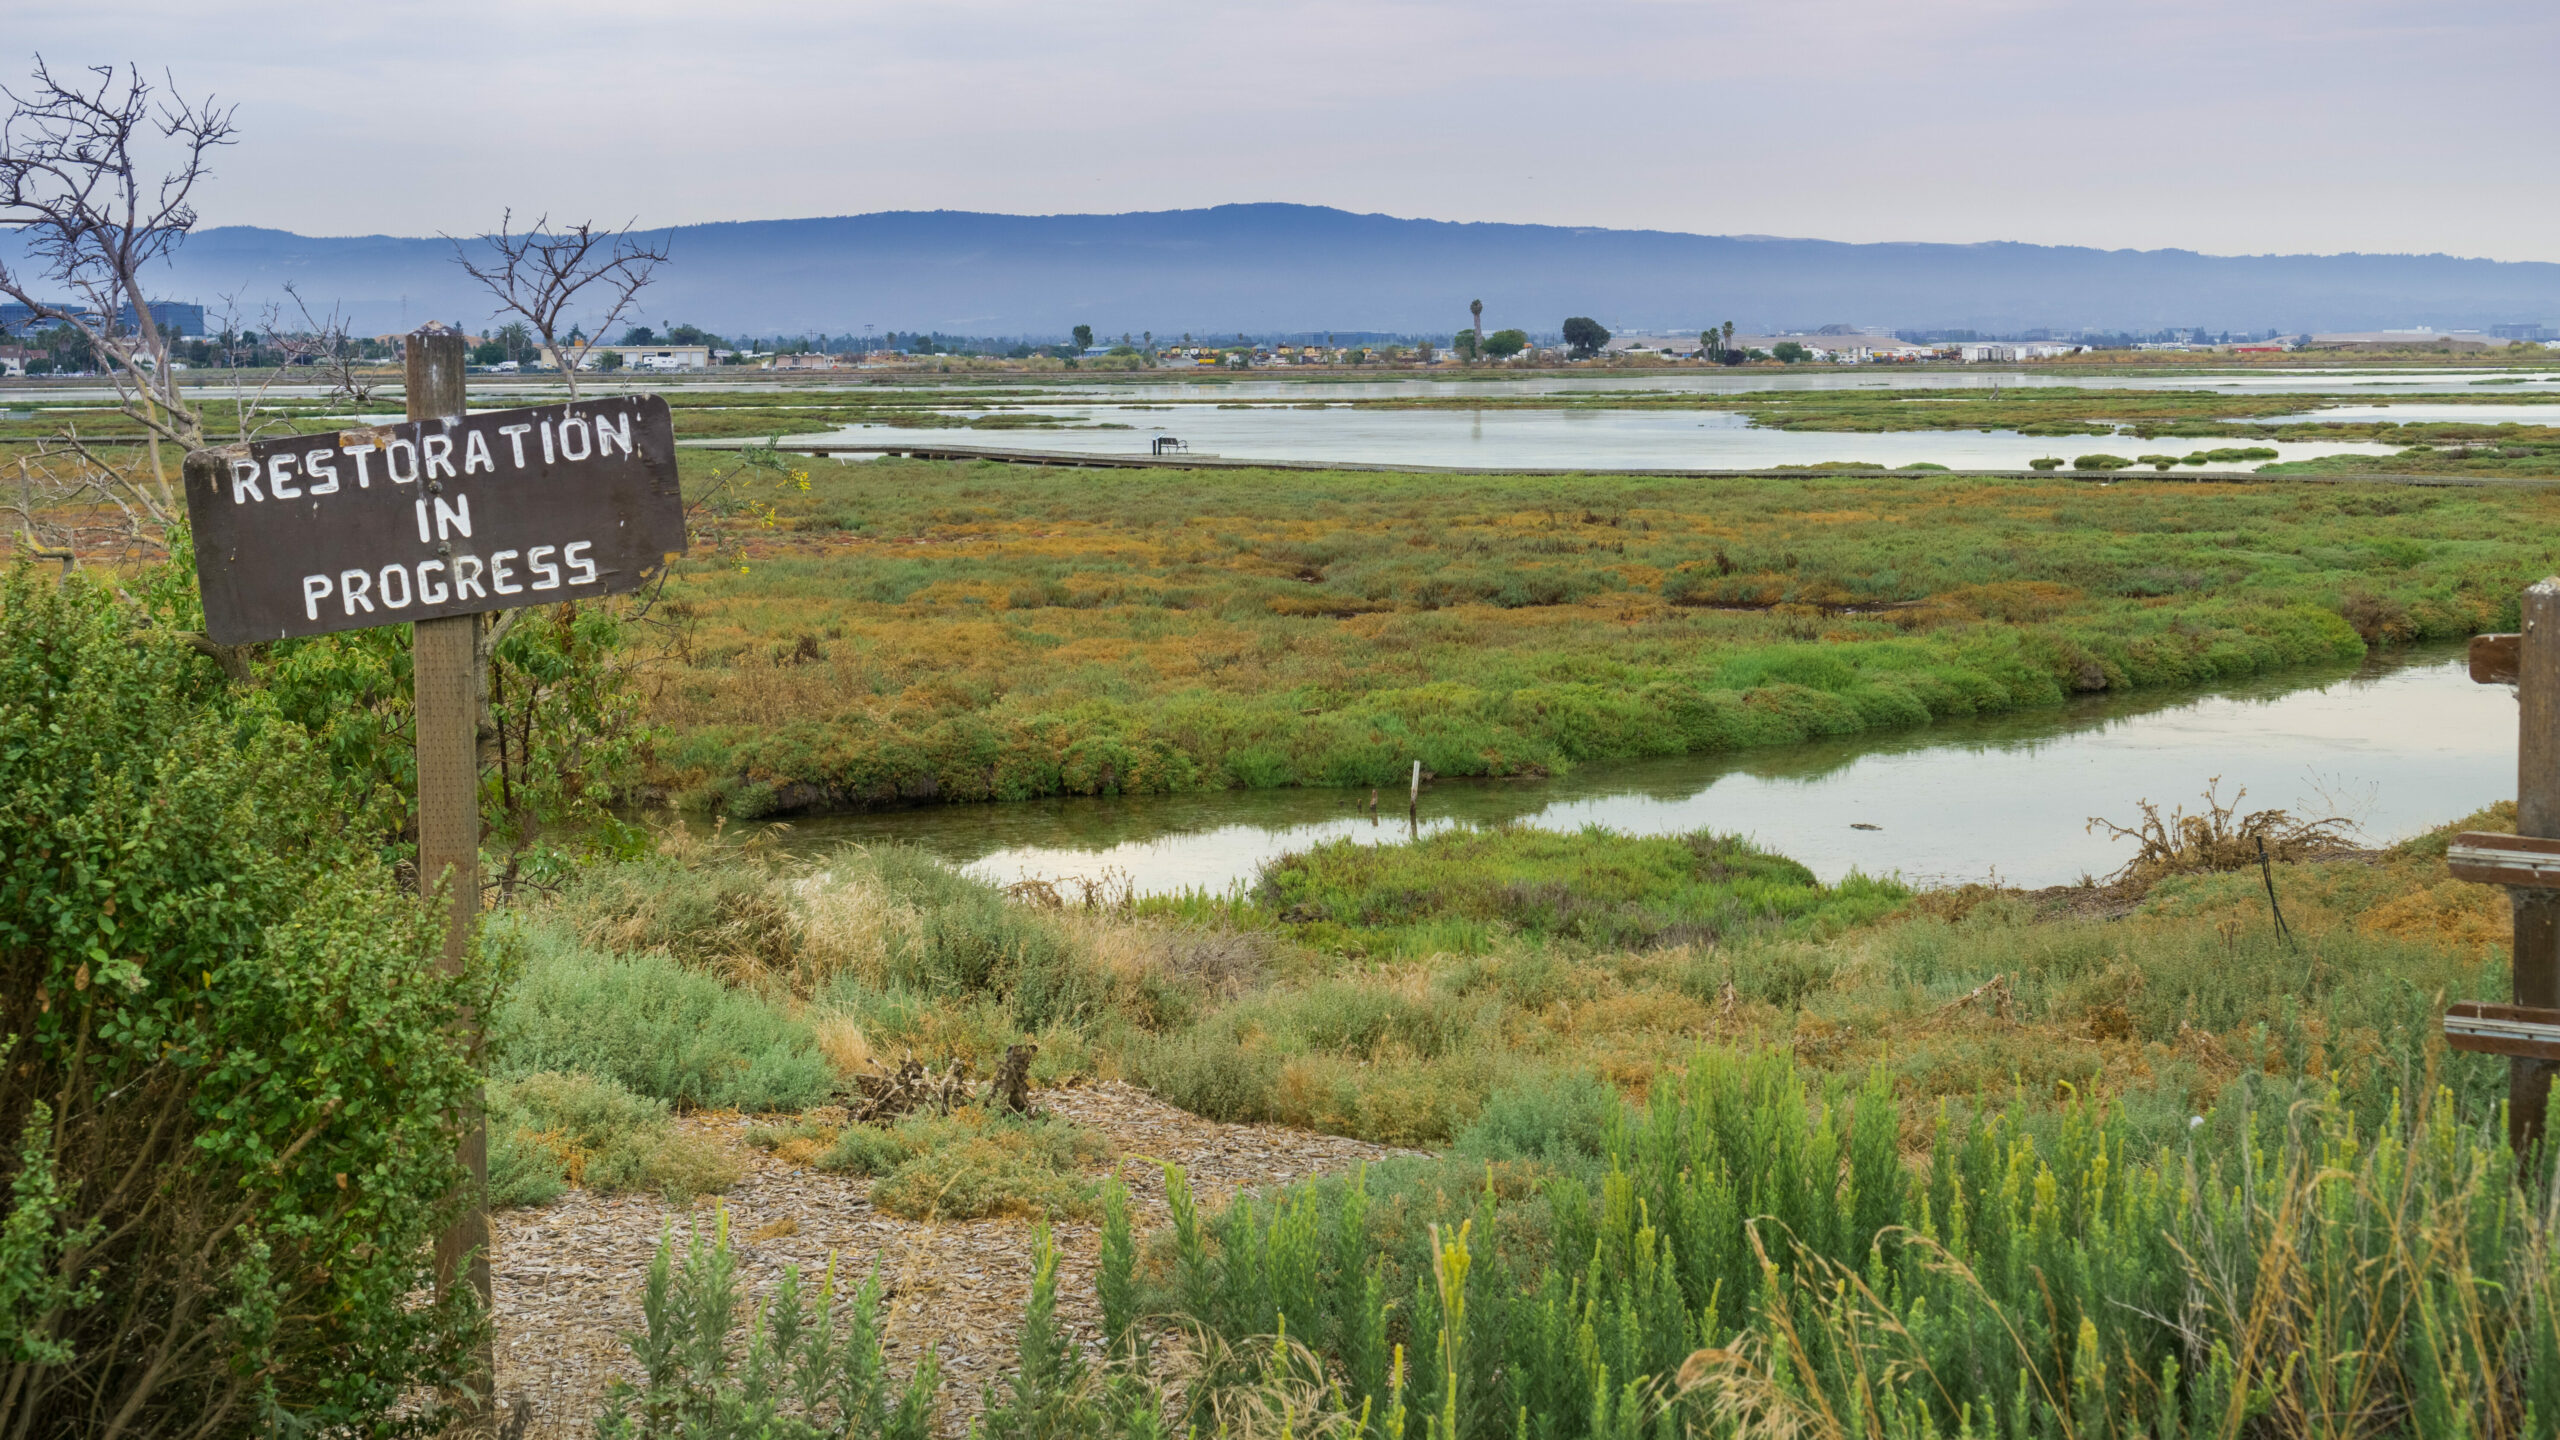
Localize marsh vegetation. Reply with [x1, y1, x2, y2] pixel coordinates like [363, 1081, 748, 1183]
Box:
[642, 455, 2545, 819]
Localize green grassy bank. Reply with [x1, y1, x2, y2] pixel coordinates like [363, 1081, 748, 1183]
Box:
[645, 457, 2551, 816]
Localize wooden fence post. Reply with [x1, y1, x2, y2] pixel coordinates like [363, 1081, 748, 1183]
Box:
[2514, 580, 2560, 1147]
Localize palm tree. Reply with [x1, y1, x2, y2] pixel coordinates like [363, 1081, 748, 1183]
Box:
[1470, 299, 1484, 343]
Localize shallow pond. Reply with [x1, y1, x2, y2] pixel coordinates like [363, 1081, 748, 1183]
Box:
[775, 648, 2513, 896]
[802, 404, 2402, 472]
[2265, 403, 2560, 425]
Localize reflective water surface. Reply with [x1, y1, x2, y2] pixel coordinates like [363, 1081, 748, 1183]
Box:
[802, 405, 2402, 472]
[774, 649, 2513, 895]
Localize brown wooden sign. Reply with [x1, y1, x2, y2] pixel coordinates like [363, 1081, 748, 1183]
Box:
[182, 395, 686, 645]
[2444, 1001, 2560, 1062]
[2446, 831, 2560, 889]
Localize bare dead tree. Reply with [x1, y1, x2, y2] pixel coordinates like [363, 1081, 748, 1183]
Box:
[447, 211, 667, 401]
[0, 61, 236, 544]
[442, 213, 666, 719]
[283, 280, 376, 406]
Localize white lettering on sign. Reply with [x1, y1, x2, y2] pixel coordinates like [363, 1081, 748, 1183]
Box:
[213, 404, 648, 508]
[296, 537, 601, 624]
[435, 493, 473, 540]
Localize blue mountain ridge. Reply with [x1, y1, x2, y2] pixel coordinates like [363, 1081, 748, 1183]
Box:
[12, 203, 2556, 339]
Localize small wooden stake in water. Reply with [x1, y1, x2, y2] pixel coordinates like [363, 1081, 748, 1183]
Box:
[408, 327, 494, 1418]
[1409, 760, 1422, 818]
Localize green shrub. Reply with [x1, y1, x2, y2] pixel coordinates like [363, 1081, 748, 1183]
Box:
[561, 849, 799, 971]
[1453, 1070, 1617, 1174]
[2028, 457, 2063, 470]
[817, 1109, 1109, 1221]
[487, 1071, 743, 1207]
[0, 567, 482, 1431]
[1253, 824, 1909, 955]
[791, 843, 1103, 1031]
[1129, 1026, 1284, 1123]
[2073, 453, 2134, 470]
[493, 921, 835, 1110]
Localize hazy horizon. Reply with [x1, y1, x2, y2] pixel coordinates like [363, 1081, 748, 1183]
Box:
[178, 205, 2549, 267]
[12, 1, 2556, 263]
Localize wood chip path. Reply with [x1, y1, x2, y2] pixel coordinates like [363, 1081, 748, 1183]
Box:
[489, 1082, 1418, 1437]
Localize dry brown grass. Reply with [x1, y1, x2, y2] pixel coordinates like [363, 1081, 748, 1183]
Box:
[2087, 776, 2361, 892]
[811, 1014, 876, 1077]
[793, 868, 921, 990]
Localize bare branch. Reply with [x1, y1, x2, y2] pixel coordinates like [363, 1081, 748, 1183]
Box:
[446, 211, 668, 402]
[282, 282, 374, 406]
[1, 59, 254, 562]
[0, 59, 236, 448]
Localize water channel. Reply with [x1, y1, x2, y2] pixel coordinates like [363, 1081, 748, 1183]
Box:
[773, 647, 2514, 897]
[798, 404, 2405, 471]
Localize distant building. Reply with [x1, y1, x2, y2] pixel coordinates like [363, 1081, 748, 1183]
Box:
[1961, 341, 2086, 362]
[770, 352, 844, 371]
[1601, 334, 1703, 358]
[543, 341, 712, 371]
[1721, 333, 1934, 362]
[2492, 323, 2553, 342]
[1, 299, 206, 338]
[2307, 330, 2498, 350]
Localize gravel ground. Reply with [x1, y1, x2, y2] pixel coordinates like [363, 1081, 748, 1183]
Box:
[489, 1082, 1419, 1437]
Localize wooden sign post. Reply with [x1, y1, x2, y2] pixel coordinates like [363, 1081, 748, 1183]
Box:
[408, 330, 493, 1411]
[182, 324, 685, 1417]
[2446, 578, 2560, 1149]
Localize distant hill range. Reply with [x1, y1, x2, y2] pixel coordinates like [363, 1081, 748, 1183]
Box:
[15, 204, 2559, 339]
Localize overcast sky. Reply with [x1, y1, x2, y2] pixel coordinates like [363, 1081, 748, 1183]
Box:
[13, 0, 2556, 261]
